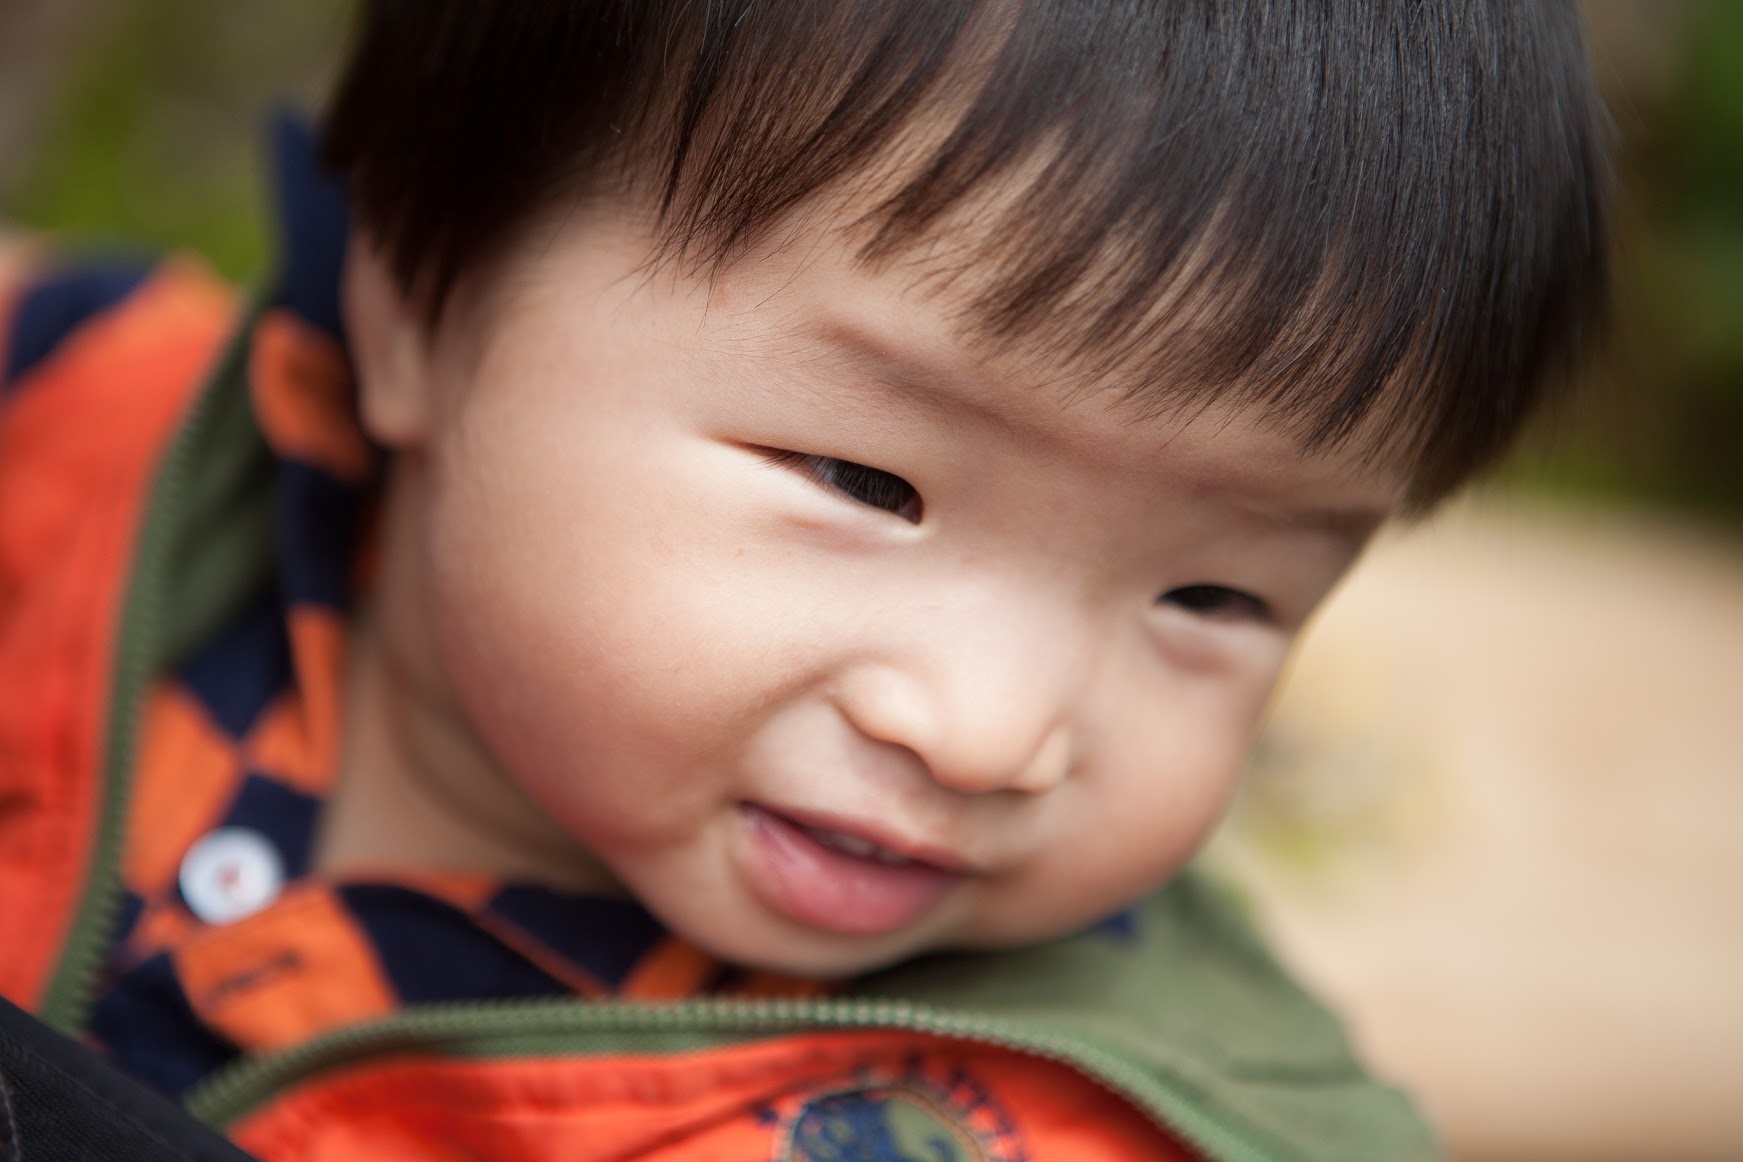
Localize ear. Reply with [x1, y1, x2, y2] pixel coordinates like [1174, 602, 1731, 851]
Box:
[342, 233, 435, 449]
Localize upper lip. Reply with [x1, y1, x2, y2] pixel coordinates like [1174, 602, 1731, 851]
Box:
[751, 802, 977, 874]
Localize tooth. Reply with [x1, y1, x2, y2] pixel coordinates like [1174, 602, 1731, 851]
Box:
[804, 824, 924, 866]
[814, 828, 879, 858]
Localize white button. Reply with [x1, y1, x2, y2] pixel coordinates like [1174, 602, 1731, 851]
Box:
[178, 827, 285, 925]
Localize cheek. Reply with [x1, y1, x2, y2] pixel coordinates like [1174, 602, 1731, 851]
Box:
[1095, 736, 1247, 889]
[411, 393, 834, 845]
[1102, 647, 1275, 824]
[415, 420, 744, 823]
[981, 672, 1268, 942]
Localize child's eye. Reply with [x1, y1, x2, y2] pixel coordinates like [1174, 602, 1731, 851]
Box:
[1159, 584, 1272, 624]
[765, 450, 923, 523]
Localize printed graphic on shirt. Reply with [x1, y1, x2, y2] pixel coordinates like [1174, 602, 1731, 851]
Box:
[767, 1053, 1027, 1162]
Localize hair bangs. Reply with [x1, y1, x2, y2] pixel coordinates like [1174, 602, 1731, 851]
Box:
[325, 0, 1608, 503]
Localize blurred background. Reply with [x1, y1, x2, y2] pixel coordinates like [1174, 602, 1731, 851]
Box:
[0, 2, 1737, 1159]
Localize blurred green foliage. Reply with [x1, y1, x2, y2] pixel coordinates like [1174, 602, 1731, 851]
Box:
[1, 0, 348, 279]
[1510, 2, 1743, 524]
[1, 0, 1738, 522]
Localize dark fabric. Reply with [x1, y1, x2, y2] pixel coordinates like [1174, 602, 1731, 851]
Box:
[2, 260, 156, 390]
[0, 996, 256, 1161]
[90, 958, 241, 1100]
[333, 884, 574, 1006]
[175, 594, 291, 740]
[486, 886, 669, 989]
[266, 115, 348, 342]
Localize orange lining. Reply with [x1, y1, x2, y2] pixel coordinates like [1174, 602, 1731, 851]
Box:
[0, 260, 235, 1009]
[232, 1029, 1196, 1161]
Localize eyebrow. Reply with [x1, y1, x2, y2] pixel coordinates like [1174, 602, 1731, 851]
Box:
[1216, 495, 1390, 550]
[806, 317, 1026, 436]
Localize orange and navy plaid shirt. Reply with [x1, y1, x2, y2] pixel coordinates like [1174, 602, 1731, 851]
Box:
[0, 121, 814, 1099]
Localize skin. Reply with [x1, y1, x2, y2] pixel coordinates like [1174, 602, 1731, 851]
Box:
[316, 196, 1404, 979]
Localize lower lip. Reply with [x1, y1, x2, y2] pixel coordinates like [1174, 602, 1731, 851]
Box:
[737, 805, 965, 937]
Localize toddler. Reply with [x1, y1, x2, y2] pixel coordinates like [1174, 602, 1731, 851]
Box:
[0, 2, 1606, 1159]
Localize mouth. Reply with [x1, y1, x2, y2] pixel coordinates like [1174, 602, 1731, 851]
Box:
[804, 825, 916, 865]
[736, 803, 968, 937]
[771, 805, 971, 872]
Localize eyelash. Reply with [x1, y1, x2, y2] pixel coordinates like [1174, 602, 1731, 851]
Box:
[764, 450, 923, 523]
[1159, 584, 1273, 624]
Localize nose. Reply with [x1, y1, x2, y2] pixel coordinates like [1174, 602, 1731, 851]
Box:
[834, 603, 1084, 796]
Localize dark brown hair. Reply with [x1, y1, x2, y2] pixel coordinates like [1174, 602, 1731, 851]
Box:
[322, 0, 1609, 505]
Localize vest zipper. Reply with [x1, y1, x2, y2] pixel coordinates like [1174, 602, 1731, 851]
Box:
[36, 300, 259, 1033]
[184, 996, 1281, 1162]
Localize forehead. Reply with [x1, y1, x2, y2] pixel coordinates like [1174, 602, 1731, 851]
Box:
[587, 206, 1400, 542]
[629, 103, 1438, 506]
[682, 190, 1413, 501]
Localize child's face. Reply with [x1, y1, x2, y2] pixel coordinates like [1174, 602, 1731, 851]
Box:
[358, 199, 1402, 978]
